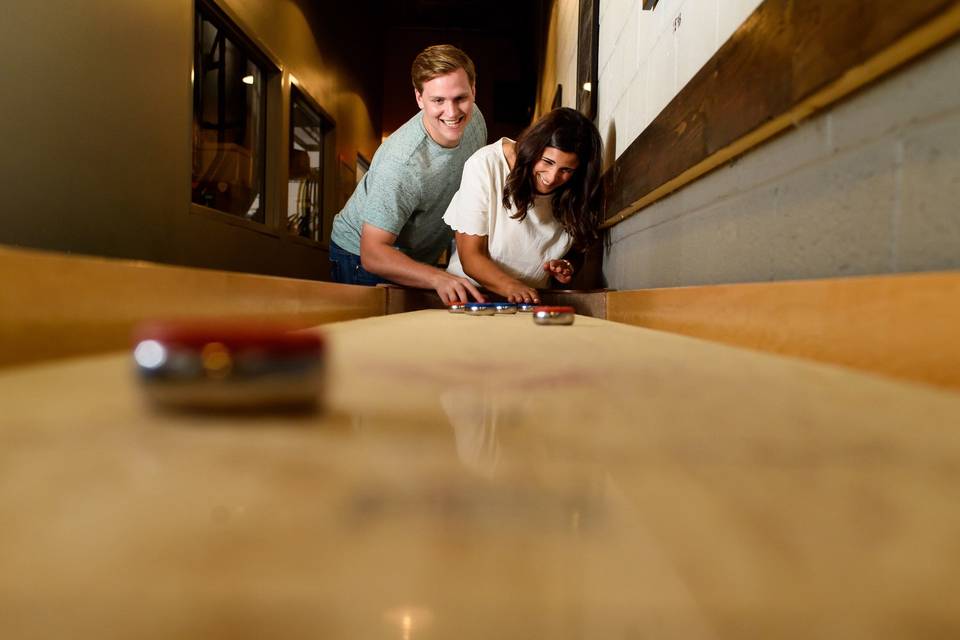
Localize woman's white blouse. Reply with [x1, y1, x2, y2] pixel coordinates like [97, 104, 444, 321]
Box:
[443, 138, 572, 288]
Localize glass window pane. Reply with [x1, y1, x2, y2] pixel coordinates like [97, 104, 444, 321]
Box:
[192, 10, 267, 223]
[287, 91, 324, 241]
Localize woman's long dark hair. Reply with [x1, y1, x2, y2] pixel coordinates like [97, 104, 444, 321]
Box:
[503, 107, 604, 249]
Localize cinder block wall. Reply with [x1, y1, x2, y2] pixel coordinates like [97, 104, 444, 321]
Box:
[605, 37, 960, 290]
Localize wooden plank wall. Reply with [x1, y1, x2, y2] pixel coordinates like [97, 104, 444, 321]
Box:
[607, 272, 960, 391]
[603, 0, 960, 226]
[0, 246, 385, 367]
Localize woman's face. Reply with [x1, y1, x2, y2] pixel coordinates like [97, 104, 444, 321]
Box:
[532, 146, 579, 195]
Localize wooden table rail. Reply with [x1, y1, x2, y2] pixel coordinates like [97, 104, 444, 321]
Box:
[0, 246, 384, 367]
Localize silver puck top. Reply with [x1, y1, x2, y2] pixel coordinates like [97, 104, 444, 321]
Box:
[532, 308, 575, 325]
[465, 303, 496, 316]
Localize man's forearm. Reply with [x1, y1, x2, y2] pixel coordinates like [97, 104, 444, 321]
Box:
[358, 224, 483, 303]
[361, 244, 445, 290]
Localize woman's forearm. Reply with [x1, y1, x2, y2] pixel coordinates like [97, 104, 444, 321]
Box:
[455, 232, 539, 302]
[460, 252, 512, 292]
[461, 253, 540, 301]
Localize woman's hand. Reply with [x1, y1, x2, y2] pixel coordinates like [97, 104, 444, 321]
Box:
[502, 281, 540, 304]
[544, 259, 574, 285]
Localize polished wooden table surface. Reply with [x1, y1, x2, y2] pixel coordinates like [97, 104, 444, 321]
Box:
[2, 310, 959, 638]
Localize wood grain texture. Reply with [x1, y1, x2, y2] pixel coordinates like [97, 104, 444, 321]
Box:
[0, 246, 385, 367]
[607, 271, 960, 390]
[1, 310, 959, 637]
[603, 0, 960, 227]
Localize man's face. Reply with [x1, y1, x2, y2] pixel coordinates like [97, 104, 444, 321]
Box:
[415, 68, 475, 148]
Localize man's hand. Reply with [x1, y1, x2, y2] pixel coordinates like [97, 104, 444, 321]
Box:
[431, 271, 485, 305]
[544, 259, 574, 285]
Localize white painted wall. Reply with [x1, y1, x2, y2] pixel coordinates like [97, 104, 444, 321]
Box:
[597, 0, 763, 162]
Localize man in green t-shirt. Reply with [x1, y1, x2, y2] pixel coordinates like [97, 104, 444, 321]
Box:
[330, 44, 487, 304]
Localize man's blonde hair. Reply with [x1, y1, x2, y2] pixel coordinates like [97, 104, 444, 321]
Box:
[411, 44, 476, 93]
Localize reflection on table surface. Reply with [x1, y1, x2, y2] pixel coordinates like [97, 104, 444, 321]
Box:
[2, 310, 959, 639]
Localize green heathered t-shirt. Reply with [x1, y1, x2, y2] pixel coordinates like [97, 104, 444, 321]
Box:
[330, 106, 487, 265]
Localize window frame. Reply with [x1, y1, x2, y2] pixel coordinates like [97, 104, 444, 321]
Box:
[285, 84, 336, 246]
[189, 0, 284, 235]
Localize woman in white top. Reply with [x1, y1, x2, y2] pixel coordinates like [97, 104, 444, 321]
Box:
[443, 107, 604, 303]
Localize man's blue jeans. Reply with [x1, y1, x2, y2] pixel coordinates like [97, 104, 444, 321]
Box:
[329, 241, 391, 286]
